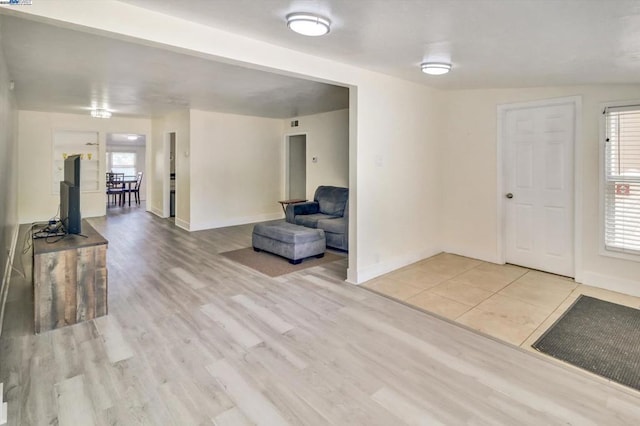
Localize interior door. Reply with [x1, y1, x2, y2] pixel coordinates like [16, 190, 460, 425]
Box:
[504, 102, 575, 277]
[288, 135, 306, 199]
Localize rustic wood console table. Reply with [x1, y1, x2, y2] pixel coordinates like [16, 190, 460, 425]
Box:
[33, 220, 108, 334]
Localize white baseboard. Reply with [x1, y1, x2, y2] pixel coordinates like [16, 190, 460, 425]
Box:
[346, 267, 357, 284]
[440, 245, 502, 265]
[189, 213, 284, 232]
[352, 245, 441, 285]
[580, 271, 640, 298]
[175, 218, 190, 231]
[150, 206, 165, 218]
[350, 245, 502, 285]
[0, 224, 20, 338]
[83, 207, 107, 219]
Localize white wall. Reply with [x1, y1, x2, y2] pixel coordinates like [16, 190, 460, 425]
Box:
[354, 76, 443, 282]
[442, 85, 640, 296]
[0, 32, 18, 328]
[286, 109, 349, 198]
[7, 4, 640, 293]
[153, 108, 347, 233]
[10, 2, 444, 284]
[150, 110, 190, 229]
[17, 111, 151, 223]
[189, 109, 284, 231]
[106, 142, 147, 201]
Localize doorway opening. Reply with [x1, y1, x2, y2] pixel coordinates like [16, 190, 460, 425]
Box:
[169, 132, 176, 219]
[106, 133, 147, 212]
[286, 134, 307, 200]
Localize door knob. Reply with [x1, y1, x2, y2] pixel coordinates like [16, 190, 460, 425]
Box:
[506, 193, 514, 199]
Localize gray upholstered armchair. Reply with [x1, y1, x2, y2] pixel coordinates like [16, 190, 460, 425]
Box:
[285, 186, 349, 251]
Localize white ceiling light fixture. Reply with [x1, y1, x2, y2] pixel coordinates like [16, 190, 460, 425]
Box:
[90, 108, 112, 118]
[286, 13, 331, 36]
[421, 62, 452, 75]
[127, 135, 138, 141]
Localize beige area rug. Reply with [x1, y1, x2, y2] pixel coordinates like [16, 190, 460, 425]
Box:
[220, 247, 344, 277]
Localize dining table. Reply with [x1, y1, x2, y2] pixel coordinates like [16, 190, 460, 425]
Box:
[121, 176, 138, 206]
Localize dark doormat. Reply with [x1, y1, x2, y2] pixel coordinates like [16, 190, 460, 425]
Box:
[532, 295, 640, 391]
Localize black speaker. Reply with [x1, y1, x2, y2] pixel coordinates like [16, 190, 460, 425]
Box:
[60, 182, 81, 234]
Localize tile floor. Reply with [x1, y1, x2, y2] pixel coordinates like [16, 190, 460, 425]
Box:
[363, 253, 640, 351]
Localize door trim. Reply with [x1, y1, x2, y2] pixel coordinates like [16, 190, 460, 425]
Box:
[162, 132, 177, 219]
[496, 96, 582, 279]
[283, 132, 308, 200]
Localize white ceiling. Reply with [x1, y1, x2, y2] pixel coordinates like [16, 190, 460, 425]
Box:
[0, 16, 348, 118]
[3, 0, 640, 118]
[121, 0, 640, 89]
[107, 133, 146, 147]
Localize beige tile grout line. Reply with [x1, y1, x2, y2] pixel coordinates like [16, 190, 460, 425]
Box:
[435, 263, 533, 321]
[518, 290, 577, 348]
[402, 260, 487, 312]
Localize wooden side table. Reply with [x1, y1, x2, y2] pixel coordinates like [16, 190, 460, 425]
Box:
[33, 220, 108, 334]
[278, 199, 307, 214]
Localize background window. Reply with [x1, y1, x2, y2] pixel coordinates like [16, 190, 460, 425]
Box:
[604, 106, 640, 255]
[107, 151, 137, 176]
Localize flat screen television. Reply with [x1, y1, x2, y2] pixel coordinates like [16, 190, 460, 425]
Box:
[60, 154, 81, 234]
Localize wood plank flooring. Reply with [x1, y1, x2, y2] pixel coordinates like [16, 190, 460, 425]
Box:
[2, 207, 640, 425]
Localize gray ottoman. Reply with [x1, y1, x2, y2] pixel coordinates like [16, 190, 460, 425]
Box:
[252, 221, 326, 264]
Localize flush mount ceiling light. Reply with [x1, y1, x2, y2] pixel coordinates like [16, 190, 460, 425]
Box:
[421, 62, 452, 75]
[286, 13, 331, 36]
[90, 108, 112, 119]
[127, 135, 138, 141]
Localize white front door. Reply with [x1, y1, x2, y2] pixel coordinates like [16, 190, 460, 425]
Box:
[503, 102, 575, 277]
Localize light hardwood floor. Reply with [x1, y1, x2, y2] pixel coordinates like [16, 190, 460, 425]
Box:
[2, 207, 640, 425]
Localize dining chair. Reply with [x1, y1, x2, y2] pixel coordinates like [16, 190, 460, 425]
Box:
[106, 172, 125, 206]
[121, 172, 144, 206]
[132, 172, 143, 205]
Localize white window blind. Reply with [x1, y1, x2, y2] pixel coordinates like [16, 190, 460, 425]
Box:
[107, 152, 137, 176]
[604, 106, 640, 254]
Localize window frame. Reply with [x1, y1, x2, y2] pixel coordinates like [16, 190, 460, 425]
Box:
[600, 100, 640, 262]
[106, 150, 138, 177]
